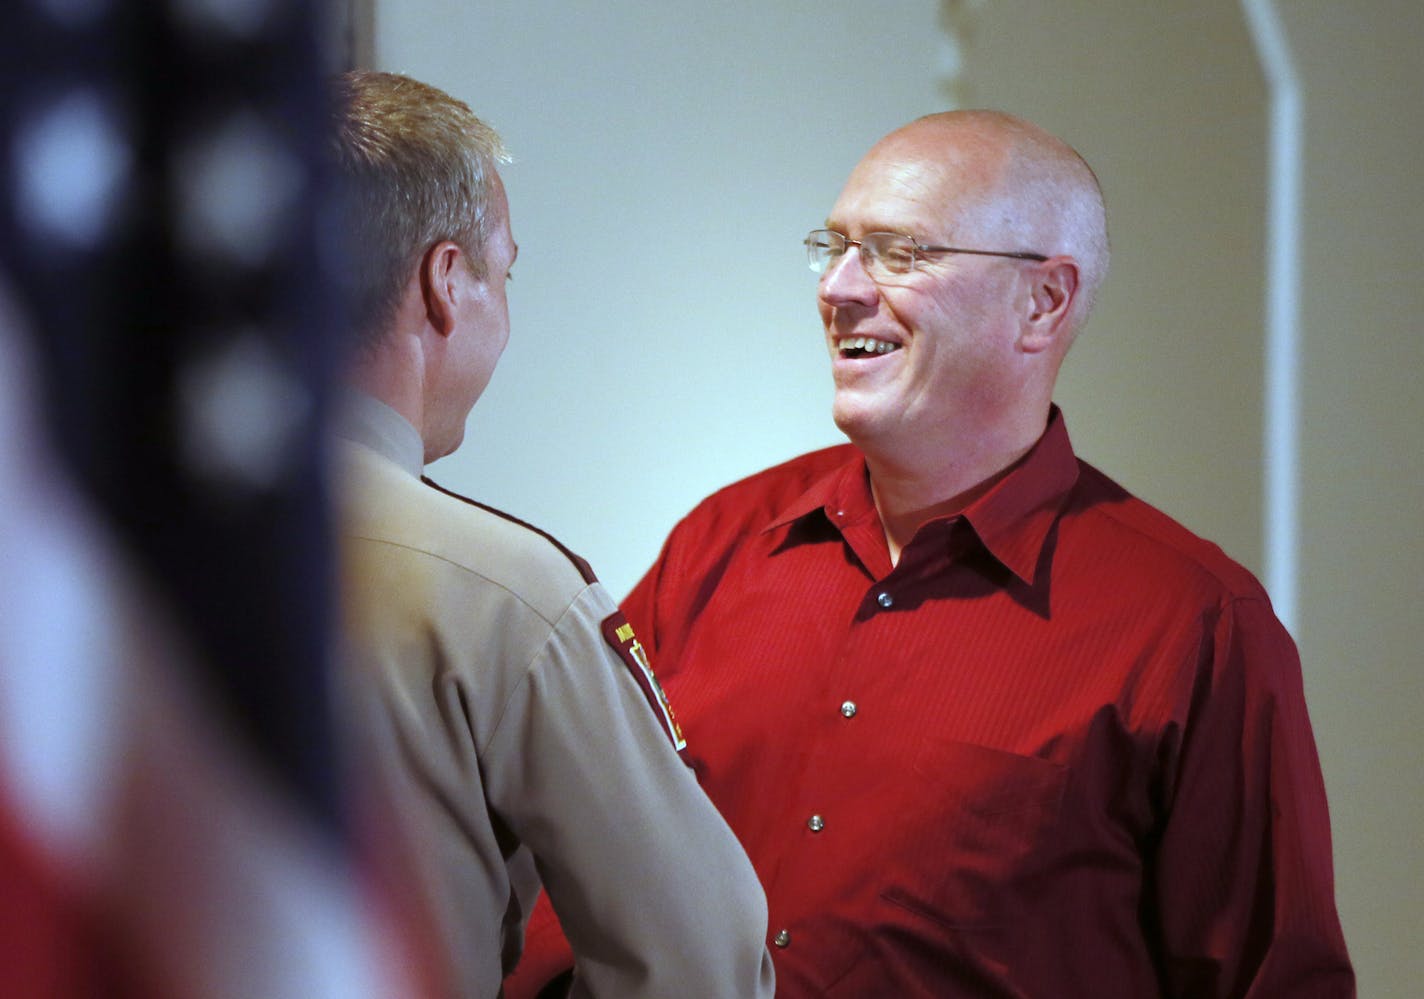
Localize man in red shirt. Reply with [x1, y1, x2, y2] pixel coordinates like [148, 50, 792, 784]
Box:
[509, 111, 1353, 997]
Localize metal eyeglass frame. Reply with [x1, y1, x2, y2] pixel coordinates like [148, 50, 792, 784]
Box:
[805, 229, 1048, 276]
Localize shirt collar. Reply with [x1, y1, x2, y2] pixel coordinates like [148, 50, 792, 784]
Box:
[766, 407, 1080, 586]
[766, 452, 876, 533]
[961, 407, 1080, 585]
[332, 390, 425, 479]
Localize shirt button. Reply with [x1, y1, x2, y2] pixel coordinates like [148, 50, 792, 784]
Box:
[807, 814, 825, 832]
[774, 929, 791, 948]
[840, 700, 858, 718]
[877, 591, 894, 608]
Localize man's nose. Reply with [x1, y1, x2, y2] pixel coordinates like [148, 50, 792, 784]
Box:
[818, 246, 879, 308]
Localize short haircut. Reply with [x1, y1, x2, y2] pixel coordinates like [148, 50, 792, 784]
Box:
[905, 110, 1110, 335]
[330, 71, 509, 349]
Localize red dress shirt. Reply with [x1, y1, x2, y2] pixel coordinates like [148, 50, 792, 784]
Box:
[508, 409, 1352, 998]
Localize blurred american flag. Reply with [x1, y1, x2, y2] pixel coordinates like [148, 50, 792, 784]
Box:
[0, 1, 428, 994]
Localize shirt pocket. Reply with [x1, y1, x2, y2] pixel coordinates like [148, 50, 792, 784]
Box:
[882, 738, 1069, 932]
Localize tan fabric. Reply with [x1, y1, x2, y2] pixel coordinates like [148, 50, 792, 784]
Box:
[336, 418, 773, 999]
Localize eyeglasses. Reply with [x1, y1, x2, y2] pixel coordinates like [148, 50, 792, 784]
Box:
[804, 229, 1048, 279]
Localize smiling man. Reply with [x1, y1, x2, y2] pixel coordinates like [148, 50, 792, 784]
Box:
[510, 110, 1354, 998]
[811, 115, 1095, 566]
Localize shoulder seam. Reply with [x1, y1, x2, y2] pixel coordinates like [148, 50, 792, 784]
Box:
[1073, 466, 1266, 600]
[421, 476, 597, 585]
[348, 534, 580, 629]
[479, 583, 605, 758]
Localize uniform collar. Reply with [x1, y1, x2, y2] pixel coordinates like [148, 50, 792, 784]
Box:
[332, 390, 425, 479]
[766, 407, 1080, 586]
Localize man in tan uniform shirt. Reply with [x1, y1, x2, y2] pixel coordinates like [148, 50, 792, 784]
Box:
[330, 71, 775, 999]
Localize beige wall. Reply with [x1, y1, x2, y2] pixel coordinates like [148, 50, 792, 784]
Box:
[371, 1, 1422, 991]
[961, 3, 1424, 992]
[1289, 2, 1424, 992]
[959, 1, 1270, 578]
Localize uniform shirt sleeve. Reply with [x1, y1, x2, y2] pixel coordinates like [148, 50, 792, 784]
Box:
[505, 540, 691, 998]
[1150, 596, 1354, 998]
[481, 582, 775, 999]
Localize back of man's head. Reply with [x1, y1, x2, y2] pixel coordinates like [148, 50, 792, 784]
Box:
[330, 71, 509, 351]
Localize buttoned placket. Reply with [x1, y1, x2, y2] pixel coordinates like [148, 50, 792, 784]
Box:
[772, 499, 910, 959]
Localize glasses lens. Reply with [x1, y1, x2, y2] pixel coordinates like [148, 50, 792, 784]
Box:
[805, 230, 843, 273]
[862, 233, 916, 275]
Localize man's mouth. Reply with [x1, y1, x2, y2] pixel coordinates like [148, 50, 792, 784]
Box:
[837, 336, 902, 359]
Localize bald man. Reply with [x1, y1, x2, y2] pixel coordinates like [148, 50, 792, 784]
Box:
[510, 111, 1353, 997]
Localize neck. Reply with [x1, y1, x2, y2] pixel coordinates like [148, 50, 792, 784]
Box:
[346, 334, 433, 459]
[861, 414, 1046, 565]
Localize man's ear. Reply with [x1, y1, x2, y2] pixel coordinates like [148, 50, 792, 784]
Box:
[1021, 257, 1079, 354]
[420, 240, 468, 338]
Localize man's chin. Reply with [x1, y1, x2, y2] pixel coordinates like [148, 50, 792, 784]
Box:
[425, 429, 463, 465]
[831, 402, 883, 446]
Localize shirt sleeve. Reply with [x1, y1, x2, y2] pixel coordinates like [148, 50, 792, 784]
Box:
[1151, 596, 1354, 998]
[621, 553, 664, 660]
[622, 511, 702, 676]
[482, 582, 775, 999]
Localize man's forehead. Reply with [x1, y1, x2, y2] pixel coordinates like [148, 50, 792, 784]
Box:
[828, 151, 984, 235]
[486, 172, 515, 245]
[488, 167, 510, 213]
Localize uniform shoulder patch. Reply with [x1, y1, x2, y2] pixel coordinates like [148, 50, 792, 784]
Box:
[600, 611, 686, 752]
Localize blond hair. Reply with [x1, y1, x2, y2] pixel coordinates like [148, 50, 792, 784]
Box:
[330, 71, 509, 348]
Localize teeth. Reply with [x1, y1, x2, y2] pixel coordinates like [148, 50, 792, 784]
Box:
[839, 336, 899, 355]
